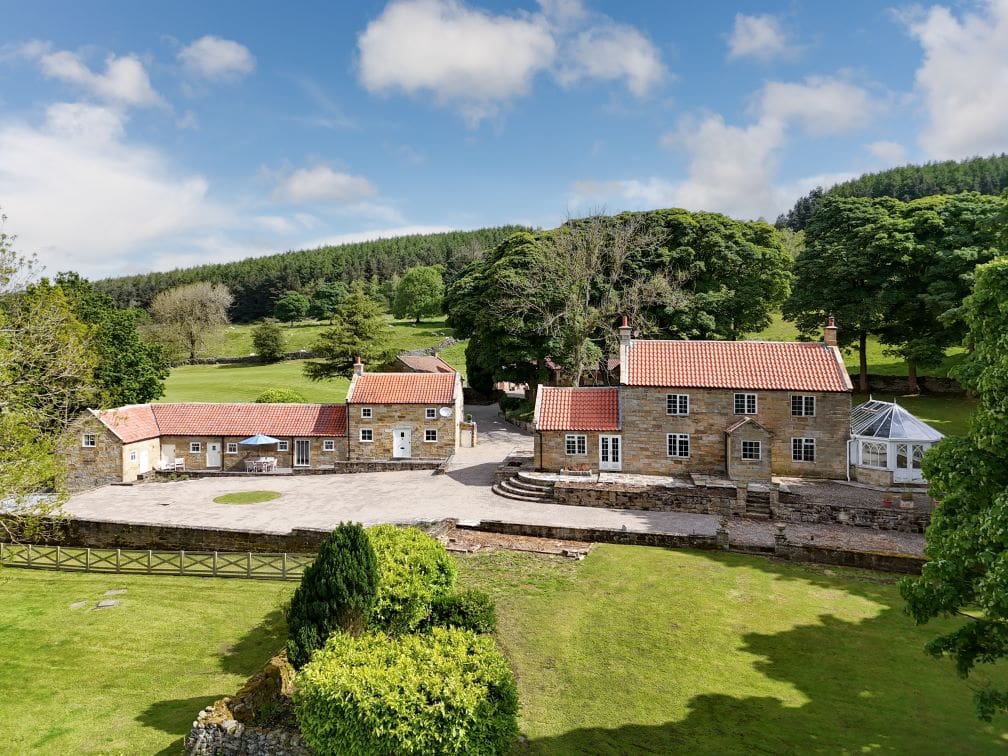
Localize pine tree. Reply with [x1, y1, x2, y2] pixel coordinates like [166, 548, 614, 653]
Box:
[303, 281, 394, 379]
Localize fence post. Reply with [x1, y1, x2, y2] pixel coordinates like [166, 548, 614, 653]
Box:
[116, 548, 121, 573]
[247, 552, 252, 578]
[282, 553, 287, 580]
[86, 547, 91, 572]
[56, 545, 61, 570]
[27, 544, 32, 567]
[213, 551, 218, 577]
[180, 549, 185, 576]
[148, 550, 152, 574]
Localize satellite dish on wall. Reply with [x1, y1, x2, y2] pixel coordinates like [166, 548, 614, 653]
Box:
[439, 407, 453, 418]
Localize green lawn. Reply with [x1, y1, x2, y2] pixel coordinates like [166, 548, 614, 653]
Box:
[853, 392, 976, 438]
[0, 569, 293, 754]
[749, 312, 966, 378]
[1, 547, 1004, 753]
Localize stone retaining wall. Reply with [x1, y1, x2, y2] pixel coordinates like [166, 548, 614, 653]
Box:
[553, 480, 739, 515]
[464, 520, 720, 550]
[776, 490, 930, 533]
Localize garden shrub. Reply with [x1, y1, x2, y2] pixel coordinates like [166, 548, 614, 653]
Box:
[366, 524, 457, 634]
[294, 627, 519, 755]
[286, 523, 378, 669]
[424, 589, 497, 634]
[255, 387, 307, 403]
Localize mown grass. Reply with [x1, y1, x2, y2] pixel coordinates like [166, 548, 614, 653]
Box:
[0, 569, 293, 754]
[458, 546, 1008, 754]
[853, 392, 975, 438]
[2, 547, 1004, 753]
[212, 490, 281, 505]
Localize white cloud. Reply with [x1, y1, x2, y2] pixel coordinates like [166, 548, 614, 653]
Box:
[357, 0, 668, 125]
[867, 140, 907, 165]
[727, 13, 793, 62]
[558, 23, 666, 96]
[0, 102, 227, 278]
[758, 76, 882, 136]
[272, 165, 378, 204]
[904, 0, 1008, 158]
[178, 35, 255, 81]
[37, 49, 165, 108]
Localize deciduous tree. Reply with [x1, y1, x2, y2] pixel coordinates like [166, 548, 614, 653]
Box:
[900, 255, 1008, 721]
[392, 265, 444, 324]
[274, 290, 310, 323]
[149, 281, 233, 362]
[251, 319, 286, 363]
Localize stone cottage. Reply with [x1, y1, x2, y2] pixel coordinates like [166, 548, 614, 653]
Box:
[345, 362, 464, 461]
[533, 318, 853, 481]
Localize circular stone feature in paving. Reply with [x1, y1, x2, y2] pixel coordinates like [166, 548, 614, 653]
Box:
[212, 490, 282, 505]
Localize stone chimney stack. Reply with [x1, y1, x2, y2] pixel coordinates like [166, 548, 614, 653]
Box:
[618, 315, 632, 347]
[353, 355, 365, 376]
[824, 314, 838, 348]
[618, 315, 632, 385]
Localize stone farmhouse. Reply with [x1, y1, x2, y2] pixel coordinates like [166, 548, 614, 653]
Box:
[533, 318, 854, 481]
[63, 365, 465, 492]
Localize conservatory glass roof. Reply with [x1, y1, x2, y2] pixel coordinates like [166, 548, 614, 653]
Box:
[850, 400, 945, 442]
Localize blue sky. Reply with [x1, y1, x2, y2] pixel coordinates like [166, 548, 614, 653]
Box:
[1, 0, 1006, 279]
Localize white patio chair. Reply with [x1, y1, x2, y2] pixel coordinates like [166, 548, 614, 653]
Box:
[174, 458, 185, 471]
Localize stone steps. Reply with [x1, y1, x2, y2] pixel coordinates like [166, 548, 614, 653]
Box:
[491, 482, 550, 502]
[492, 475, 556, 502]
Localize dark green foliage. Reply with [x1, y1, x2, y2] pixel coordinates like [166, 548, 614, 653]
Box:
[251, 320, 286, 363]
[93, 226, 525, 322]
[294, 627, 519, 755]
[273, 290, 310, 323]
[303, 282, 394, 380]
[777, 153, 1008, 230]
[254, 387, 306, 403]
[900, 254, 1008, 721]
[498, 395, 525, 414]
[424, 590, 497, 634]
[366, 524, 457, 634]
[307, 281, 348, 322]
[56, 272, 169, 406]
[285, 523, 379, 669]
[392, 265, 445, 323]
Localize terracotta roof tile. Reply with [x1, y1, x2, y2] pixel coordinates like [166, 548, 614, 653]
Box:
[150, 403, 347, 437]
[395, 354, 456, 373]
[348, 372, 457, 404]
[536, 387, 620, 431]
[625, 340, 851, 392]
[96, 405, 160, 443]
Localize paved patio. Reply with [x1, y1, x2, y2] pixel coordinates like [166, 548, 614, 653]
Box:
[62, 404, 718, 538]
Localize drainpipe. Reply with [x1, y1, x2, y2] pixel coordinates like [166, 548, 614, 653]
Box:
[537, 431, 543, 471]
[846, 438, 851, 481]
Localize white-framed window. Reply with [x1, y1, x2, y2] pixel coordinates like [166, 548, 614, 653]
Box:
[424, 429, 438, 442]
[277, 440, 289, 452]
[791, 395, 816, 416]
[226, 442, 238, 454]
[425, 407, 437, 420]
[667, 433, 690, 458]
[359, 428, 374, 443]
[129, 450, 137, 462]
[734, 393, 757, 415]
[361, 407, 372, 419]
[189, 442, 202, 454]
[82, 433, 96, 448]
[861, 441, 887, 468]
[323, 439, 336, 451]
[741, 440, 761, 460]
[792, 437, 816, 462]
[565, 434, 587, 456]
[666, 394, 689, 415]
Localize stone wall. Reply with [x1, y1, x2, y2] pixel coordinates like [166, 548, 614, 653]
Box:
[347, 402, 458, 461]
[850, 465, 894, 487]
[536, 430, 603, 472]
[62, 414, 124, 492]
[121, 437, 161, 482]
[776, 489, 930, 532]
[466, 519, 720, 550]
[553, 479, 739, 516]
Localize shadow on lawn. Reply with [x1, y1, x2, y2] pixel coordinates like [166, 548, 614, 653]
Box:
[522, 551, 1004, 754]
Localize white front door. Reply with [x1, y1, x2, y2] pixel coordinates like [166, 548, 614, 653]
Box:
[139, 449, 150, 474]
[207, 442, 222, 468]
[294, 438, 311, 467]
[394, 428, 412, 459]
[599, 435, 621, 471]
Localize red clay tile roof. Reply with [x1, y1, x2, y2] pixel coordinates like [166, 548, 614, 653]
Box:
[347, 372, 458, 404]
[624, 340, 852, 392]
[96, 405, 160, 443]
[149, 403, 347, 437]
[395, 354, 456, 373]
[536, 387, 620, 431]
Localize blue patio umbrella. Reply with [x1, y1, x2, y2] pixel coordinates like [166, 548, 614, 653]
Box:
[238, 434, 281, 446]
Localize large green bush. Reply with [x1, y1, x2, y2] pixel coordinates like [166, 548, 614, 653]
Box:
[424, 589, 497, 634]
[286, 523, 378, 669]
[367, 525, 457, 634]
[255, 387, 307, 403]
[294, 627, 519, 755]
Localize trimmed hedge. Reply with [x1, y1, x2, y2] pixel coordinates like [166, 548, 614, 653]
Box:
[367, 525, 457, 634]
[295, 627, 519, 755]
[286, 523, 378, 669]
[425, 589, 497, 634]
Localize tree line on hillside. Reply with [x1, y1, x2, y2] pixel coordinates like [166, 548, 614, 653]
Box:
[94, 227, 524, 323]
[777, 154, 1008, 231]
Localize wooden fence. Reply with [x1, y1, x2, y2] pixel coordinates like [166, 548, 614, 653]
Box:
[0, 543, 313, 581]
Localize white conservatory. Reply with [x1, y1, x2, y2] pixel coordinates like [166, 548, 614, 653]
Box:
[848, 399, 945, 485]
